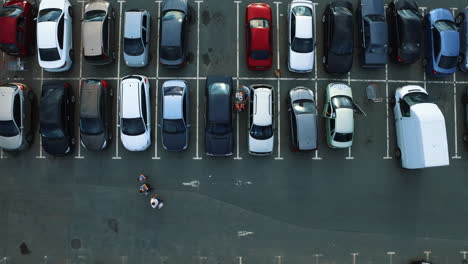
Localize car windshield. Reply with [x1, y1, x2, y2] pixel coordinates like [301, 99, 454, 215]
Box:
[41, 123, 64, 139]
[121, 117, 145, 136]
[160, 46, 182, 60]
[84, 10, 106, 22]
[0, 120, 19, 137]
[39, 48, 61, 62]
[162, 10, 184, 22]
[334, 132, 352, 142]
[292, 37, 314, 53]
[80, 118, 104, 135]
[38, 8, 62, 22]
[331, 96, 353, 109]
[124, 38, 144, 56]
[439, 55, 458, 69]
[0, 6, 22, 17]
[250, 50, 270, 60]
[250, 19, 270, 28]
[334, 6, 352, 16]
[163, 119, 185, 134]
[210, 82, 230, 95]
[403, 92, 431, 106]
[208, 123, 230, 135]
[434, 20, 457, 32]
[250, 124, 273, 140]
[292, 6, 312, 16]
[293, 99, 316, 114]
[366, 14, 385, 22]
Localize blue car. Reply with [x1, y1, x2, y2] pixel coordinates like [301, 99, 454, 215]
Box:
[424, 8, 460, 77]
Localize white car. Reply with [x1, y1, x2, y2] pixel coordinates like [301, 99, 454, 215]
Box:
[120, 75, 151, 151]
[288, 0, 315, 73]
[37, 0, 73, 72]
[248, 84, 274, 155]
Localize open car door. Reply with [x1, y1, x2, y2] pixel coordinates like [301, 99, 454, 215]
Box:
[353, 101, 366, 117]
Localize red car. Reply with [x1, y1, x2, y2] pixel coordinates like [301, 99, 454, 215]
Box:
[0, 0, 36, 56]
[246, 3, 273, 70]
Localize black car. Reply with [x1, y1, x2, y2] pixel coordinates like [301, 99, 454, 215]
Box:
[463, 87, 468, 144]
[205, 76, 233, 156]
[40, 82, 75, 156]
[159, 0, 189, 68]
[386, 0, 422, 64]
[322, 0, 354, 74]
[79, 79, 112, 151]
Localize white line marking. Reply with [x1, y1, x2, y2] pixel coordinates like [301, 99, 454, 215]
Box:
[112, 0, 124, 160]
[182, 180, 200, 188]
[424, 251, 431, 261]
[120, 256, 127, 264]
[384, 64, 392, 159]
[275, 256, 282, 264]
[346, 72, 354, 160]
[234, 1, 242, 160]
[460, 251, 468, 260]
[387, 252, 395, 264]
[193, 1, 202, 160]
[237, 231, 254, 237]
[351, 253, 359, 264]
[452, 73, 461, 159]
[237, 256, 243, 264]
[0, 148, 4, 159]
[314, 254, 323, 264]
[74, 1, 85, 160]
[152, 1, 161, 160]
[274, 2, 283, 161]
[312, 3, 321, 161]
[36, 69, 46, 159]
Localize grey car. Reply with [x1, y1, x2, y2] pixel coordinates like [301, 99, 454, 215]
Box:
[358, 0, 388, 68]
[288, 87, 317, 151]
[123, 9, 151, 67]
[456, 8, 468, 72]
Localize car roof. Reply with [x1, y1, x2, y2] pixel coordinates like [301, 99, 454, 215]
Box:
[333, 14, 353, 40]
[83, 21, 104, 56]
[40, 84, 65, 125]
[207, 82, 231, 123]
[253, 88, 272, 126]
[369, 21, 388, 46]
[163, 94, 183, 119]
[80, 81, 102, 119]
[121, 79, 141, 118]
[296, 114, 317, 149]
[0, 17, 19, 44]
[440, 31, 460, 56]
[295, 16, 313, 39]
[161, 16, 182, 47]
[251, 28, 270, 50]
[361, 0, 384, 17]
[124, 11, 143, 38]
[0, 85, 16, 120]
[37, 21, 59, 48]
[162, 0, 188, 14]
[398, 14, 421, 42]
[335, 108, 354, 133]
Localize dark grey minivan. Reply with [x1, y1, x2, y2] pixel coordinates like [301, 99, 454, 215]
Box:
[288, 87, 318, 151]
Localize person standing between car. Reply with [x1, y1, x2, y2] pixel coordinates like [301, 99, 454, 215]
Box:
[139, 183, 152, 195]
[150, 194, 164, 209]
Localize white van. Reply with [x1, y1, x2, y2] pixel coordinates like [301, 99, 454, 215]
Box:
[393, 85, 449, 169]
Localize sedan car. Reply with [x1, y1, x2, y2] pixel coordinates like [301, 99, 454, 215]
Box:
[82, 0, 115, 65]
[0, 83, 34, 151]
[80, 79, 112, 151]
[159, 0, 189, 68]
[462, 87, 468, 144]
[123, 9, 150, 67]
[288, 87, 317, 151]
[322, 0, 354, 74]
[37, 0, 73, 72]
[386, 0, 422, 64]
[287, 0, 314, 73]
[40, 82, 75, 156]
[160, 80, 190, 151]
[358, 0, 388, 68]
[456, 8, 468, 72]
[120, 75, 151, 151]
[248, 84, 274, 155]
[205, 76, 233, 156]
[246, 3, 273, 70]
[424, 8, 459, 77]
[0, 0, 37, 56]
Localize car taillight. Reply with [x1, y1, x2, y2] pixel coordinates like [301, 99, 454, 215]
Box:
[432, 70, 438, 75]
[18, 84, 24, 90]
[64, 83, 70, 88]
[80, 80, 84, 87]
[396, 56, 403, 62]
[179, 60, 185, 66]
[144, 78, 147, 84]
[102, 80, 108, 88]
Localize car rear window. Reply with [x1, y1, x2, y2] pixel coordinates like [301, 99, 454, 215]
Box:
[39, 48, 61, 62]
[250, 50, 270, 60]
[124, 38, 144, 56]
[0, 120, 19, 137]
[163, 119, 185, 134]
[160, 46, 183, 60]
[331, 96, 353, 109]
[292, 37, 314, 53]
[41, 123, 65, 139]
[292, 6, 312, 16]
[250, 124, 273, 140]
[80, 118, 104, 135]
[249, 19, 270, 28]
[439, 55, 457, 69]
[121, 117, 145, 136]
[403, 92, 431, 106]
[293, 99, 316, 114]
[38, 8, 62, 22]
[84, 10, 106, 22]
[334, 132, 352, 142]
[0, 6, 22, 17]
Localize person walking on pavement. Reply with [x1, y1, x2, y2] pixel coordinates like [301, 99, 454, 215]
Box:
[137, 174, 147, 184]
[139, 183, 152, 195]
[150, 194, 164, 209]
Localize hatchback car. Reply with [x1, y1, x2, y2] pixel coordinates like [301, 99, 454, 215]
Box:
[159, 0, 189, 68]
[322, 0, 354, 74]
[0, 0, 36, 56]
[288, 0, 314, 73]
[246, 3, 273, 70]
[82, 0, 115, 65]
[288, 87, 317, 151]
[0, 83, 34, 151]
[248, 84, 274, 155]
[205, 76, 233, 156]
[424, 8, 459, 77]
[80, 79, 112, 151]
[123, 9, 150, 67]
[37, 0, 73, 72]
[160, 80, 189, 151]
[456, 8, 468, 72]
[120, 75, 151, 151]
[358, 0, 388, 68]
[462, 87, 468, 144]
[386, 0, 422, 64]
[40, 82, 75, 156]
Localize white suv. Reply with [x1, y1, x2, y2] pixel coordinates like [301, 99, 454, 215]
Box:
[120, 75, 151, 151]
[248, 84, 274, 155]
[37, 0, 73, 72]
[288, 0, 315, 73]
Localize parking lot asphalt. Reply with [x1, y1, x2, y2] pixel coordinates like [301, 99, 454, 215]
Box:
[2, 0, 468, 263]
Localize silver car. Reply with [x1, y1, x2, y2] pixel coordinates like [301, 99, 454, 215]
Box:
[123, 9, 150, 67]
[288, 87, 317, 151]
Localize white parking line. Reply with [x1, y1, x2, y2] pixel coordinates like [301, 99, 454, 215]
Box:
[420, 7, 427, 90]
[460, 251, 468, 260]
[452, 73, 461, 159]
[314, 254, 323, 264]
[36, 69, 46, 159]
[424, 251, 431, 261]
[275, 256, 282, 264]
[346, 72, 354, 160]
[274, 2, 283, 160]
[0, 148, 5, 159]
[237, 256, 243, 264]
[153, 0, 162, 160]
[351, 253, 359, 264]
[74, 1, 85, 160]
[112, 0, 125, 160]
[193, 1, 203, 160]
[234, 0, 242, 160]
[383, 64, 392, 160]
[312, 2, 322, 161]
[387, 252, 395, 264]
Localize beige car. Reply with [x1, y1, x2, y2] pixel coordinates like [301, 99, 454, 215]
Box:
[82, 0, 115, 65]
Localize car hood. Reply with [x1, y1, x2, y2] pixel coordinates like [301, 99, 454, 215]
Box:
[42, 136, 70, 156]
[81, 131, 106, 151]
[205, 132, 233, 156]
[0, 17, 18, 44]
[248, 135, 274, 154]
[162, 131, 188, 151]
[121, 131, 150, 151]
[289, 49, 314, 72]
[0, 134, 22, 150]
[296, 114, 317, 150]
